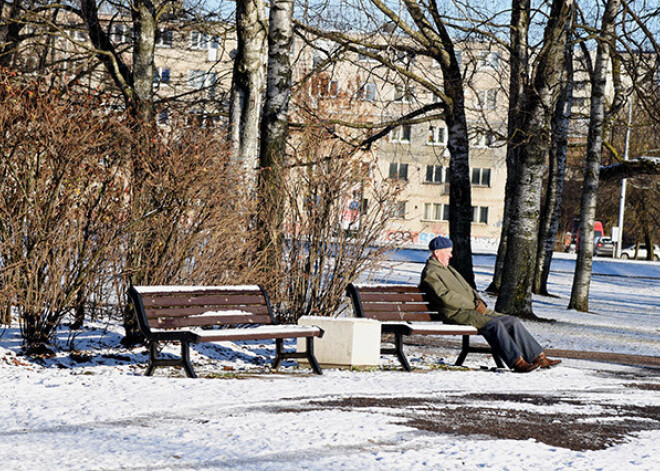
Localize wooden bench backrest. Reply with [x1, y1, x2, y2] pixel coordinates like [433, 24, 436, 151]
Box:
[129, 285, 274, 335]
[346, 283, 440, 322]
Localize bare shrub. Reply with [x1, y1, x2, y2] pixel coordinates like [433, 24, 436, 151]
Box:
[264, 127, 402, 323]
[0, 74, 130, 352]
[0, 73, 260, 350]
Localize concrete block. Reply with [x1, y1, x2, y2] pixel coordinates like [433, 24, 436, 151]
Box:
[297, 316, 381, 367]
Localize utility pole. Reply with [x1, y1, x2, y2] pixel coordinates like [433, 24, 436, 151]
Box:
[615, 97, 633, 258]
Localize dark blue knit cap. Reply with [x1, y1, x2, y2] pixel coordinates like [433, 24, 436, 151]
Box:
[429, 236, 453, 251]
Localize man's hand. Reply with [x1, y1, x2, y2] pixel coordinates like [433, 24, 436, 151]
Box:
[475, 299, 487, 314]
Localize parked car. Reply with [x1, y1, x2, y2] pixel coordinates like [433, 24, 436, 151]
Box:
[594, 237, 616, 257]
[620, 244, 660, 261]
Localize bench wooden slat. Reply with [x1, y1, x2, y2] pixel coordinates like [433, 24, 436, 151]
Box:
[144, 304, 270, 319]
[194, 325, 323, 342]
[361, 302, 431, 313]
[142, 293, 266, 308]
[153, 314, 273, 329]
[354, 285, 421, 294]
[360, 311, 435, 321]
[358, 292, 427, 303]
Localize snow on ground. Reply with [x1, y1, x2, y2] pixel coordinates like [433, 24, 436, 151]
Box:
[1, 255, 659, 470]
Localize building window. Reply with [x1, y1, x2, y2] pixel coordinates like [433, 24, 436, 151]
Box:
[190, 31, 216, 50]
[427, 126, 447, 145]
[360, 82, 376, 101]
[188, 70, 216, 88]
[156, 29, 173, 47]
[471, 168, 491, 187]
[153, 67, 171, 84]
[425, 165, 446, 184]
[393, 84, 414, 103]
[423, 203, 450, 221]
[357, 52, 378, 63]
[472, 206, 489, 224]
[111, 25, 130, 44]
[476, 89, 498, 110]
[390, 125, 412, 143]
[473, 132, 497, 148]
[389, 162, 409, 181]
[327, 80, 338, 97]
[477, 50, 499, 70]
[389, 201, 406, 219]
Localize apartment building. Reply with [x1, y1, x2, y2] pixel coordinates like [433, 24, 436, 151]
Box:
[17, 15, 511, 245]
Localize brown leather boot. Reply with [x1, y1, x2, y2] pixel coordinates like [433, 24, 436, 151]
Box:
[512, 356, 540, 373]
[534, 352, 562, 368]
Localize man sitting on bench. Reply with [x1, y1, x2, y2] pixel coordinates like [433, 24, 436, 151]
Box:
[419, 236, 561, 373]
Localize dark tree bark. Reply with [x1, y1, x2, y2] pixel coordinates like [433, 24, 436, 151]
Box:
[534, 14, 574, 296]
[487, 0, 530, 294]
[569, 0, 622, 312]
[495, 0, 573, 318]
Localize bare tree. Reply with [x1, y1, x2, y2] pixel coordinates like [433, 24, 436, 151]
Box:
[256, 0, 294, 274]
[534, 12, 574, 295]
[569, 0, 622, 312]
[495, 0, 573, 318]
[296, 0, 477, 286]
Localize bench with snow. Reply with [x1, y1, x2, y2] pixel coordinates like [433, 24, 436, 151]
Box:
[345, 283, 504, 371]
[128, 285, 324, 378]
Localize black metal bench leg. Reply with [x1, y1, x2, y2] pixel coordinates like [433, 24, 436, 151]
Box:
[272, 338, 284, 371]
[180, 341, 197, 378]
[305, 337, 323, 375]
[455, 335, 470, 366]
[145, 342, 157, 376]
[394, 333, 412, 372]
[493, 355, 505, 368]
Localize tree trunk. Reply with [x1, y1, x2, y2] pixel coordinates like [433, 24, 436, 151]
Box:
[256, 0, 294, 273]
[229, 0, 267, 182]
[130, 0, 156, 123]
[569, 0, 621, 312]
[487, 0, 530, 294]
[534, 14, 574, 296]
[404, 0, 475, 286]
[496, 0, 573, 317]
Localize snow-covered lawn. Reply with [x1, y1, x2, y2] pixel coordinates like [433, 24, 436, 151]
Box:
[1, 255, 659, 470]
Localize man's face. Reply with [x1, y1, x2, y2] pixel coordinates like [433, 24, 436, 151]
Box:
[432, 247, 453, 267]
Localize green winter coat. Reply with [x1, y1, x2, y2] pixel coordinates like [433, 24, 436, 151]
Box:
[419, 257, 501, 329]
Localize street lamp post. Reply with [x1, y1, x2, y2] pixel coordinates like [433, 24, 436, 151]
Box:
[615, 98, 634, 258]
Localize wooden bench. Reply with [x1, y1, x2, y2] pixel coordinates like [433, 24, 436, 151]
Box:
[128, 285, 324, 378]
[346, 283, 504, 371]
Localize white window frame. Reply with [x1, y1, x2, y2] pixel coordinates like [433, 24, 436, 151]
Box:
[390, 125, 412, 143]
[473, 132, 497, 148]
[471, 206, 489, 224]
[477, 50, 499, 70]
[423, 203, 450, 222]
[360, 82, 376, 101]
[156, 29, 173, 48]
[393, 84, 414, 103]
[476, 89, 498, 110]
[471, 168, 492, 187]
[425, 165, 446, 184]
[389, 201, 407, 219]
[388, 162, 409, 181]
[154, 67, 171, 84]
[427, 125, 447, 146]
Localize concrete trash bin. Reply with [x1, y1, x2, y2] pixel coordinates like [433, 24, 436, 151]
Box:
[297, 316, 381, 368]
